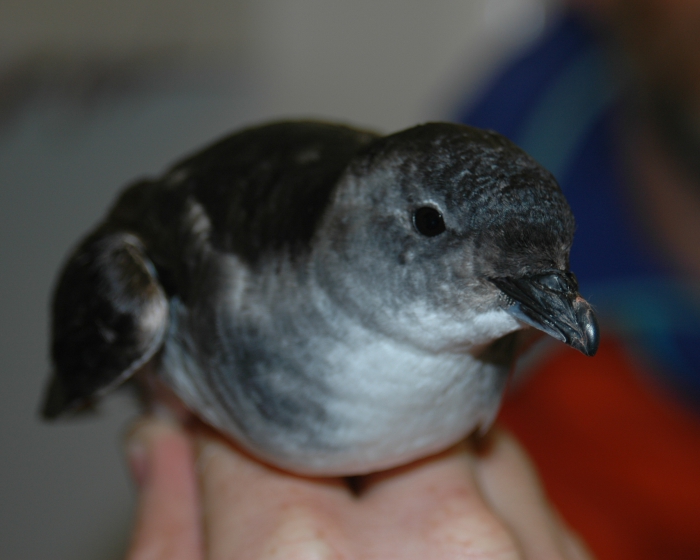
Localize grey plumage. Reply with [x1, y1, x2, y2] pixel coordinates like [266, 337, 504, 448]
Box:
[41, 121, 598, 475]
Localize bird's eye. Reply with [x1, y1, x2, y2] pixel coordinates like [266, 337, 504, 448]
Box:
[414, 207, 446, 237]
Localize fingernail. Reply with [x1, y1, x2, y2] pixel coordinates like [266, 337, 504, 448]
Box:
[124, 417, 185, 489]
[124, 419, 164, 489]
[126, 439, 150, 489]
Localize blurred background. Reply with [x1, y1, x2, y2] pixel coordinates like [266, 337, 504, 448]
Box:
[0, 1, 561, 558]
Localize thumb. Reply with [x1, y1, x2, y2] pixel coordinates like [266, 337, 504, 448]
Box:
[123, 416, 203, 560]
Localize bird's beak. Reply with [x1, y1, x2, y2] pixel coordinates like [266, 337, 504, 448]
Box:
[491, 272, 599, 356]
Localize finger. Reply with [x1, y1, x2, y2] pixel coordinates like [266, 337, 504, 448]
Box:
[124, 417, 203, 560]
[195, 429, 353, 560]
[356, 442, 523, 559]
[472, 428, 594, 560]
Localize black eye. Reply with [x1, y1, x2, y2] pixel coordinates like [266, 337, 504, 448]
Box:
[414, 207, 446, 237]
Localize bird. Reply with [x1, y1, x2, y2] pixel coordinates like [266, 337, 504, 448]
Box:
[40, 120, 598, 476]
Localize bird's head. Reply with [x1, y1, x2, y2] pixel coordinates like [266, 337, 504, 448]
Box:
[313, 123, 598, 357]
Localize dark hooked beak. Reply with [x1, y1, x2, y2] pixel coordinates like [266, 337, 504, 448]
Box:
[491, 271, 599, 357]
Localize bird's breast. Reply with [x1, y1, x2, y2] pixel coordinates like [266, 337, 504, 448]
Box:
[160, 294, 510, 475]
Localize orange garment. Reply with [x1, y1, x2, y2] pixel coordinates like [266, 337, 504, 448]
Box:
[499, 338, 700, 560]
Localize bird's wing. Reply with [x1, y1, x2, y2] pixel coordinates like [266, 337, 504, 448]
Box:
[177, 121, 379, 263]
[41, 231, 168, 418]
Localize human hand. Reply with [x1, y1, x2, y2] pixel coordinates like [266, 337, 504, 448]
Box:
[123, 416, 592, 560]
